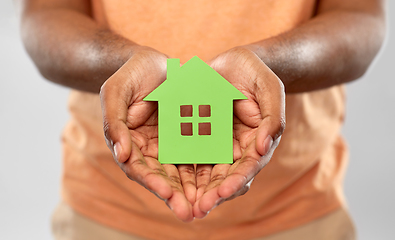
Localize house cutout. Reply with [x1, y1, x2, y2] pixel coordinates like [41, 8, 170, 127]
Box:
[144, 56, 247, 164]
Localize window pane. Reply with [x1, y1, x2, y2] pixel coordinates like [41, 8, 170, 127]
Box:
[180, 105, 193, 117]
[198, 122, 211, 135]
[181, 122, 193, 136]
[199, 105, 211, 117]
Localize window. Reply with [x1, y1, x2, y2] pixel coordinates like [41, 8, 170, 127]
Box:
[180, 104, 211, 136]
[180, 105, 193, 117]
[198, 122, 211, 135]
[199, 105, 211, 117]
[181, 122, 193, 136]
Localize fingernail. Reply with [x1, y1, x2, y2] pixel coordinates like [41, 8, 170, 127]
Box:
[263, 135, 273, 156]
[114, 142, 122, 162]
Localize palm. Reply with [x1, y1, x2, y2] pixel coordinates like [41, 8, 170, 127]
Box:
[126, 101, 159, 159]
[193, 95, 265, 218]
[121, 100, 196, 222]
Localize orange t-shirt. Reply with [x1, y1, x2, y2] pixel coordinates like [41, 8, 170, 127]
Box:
[61, 0, 348, 239]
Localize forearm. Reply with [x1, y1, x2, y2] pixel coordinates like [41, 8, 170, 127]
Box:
[19, 3, 137, 93]
[248, 1, 386, 93]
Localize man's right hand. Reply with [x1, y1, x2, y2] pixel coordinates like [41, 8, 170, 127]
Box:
[100, 47, 195, 222]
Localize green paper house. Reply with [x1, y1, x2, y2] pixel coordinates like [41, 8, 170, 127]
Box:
[144, 56, 247, 164]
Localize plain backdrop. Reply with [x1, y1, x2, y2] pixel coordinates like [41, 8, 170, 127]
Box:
[0, 1, 394, 240]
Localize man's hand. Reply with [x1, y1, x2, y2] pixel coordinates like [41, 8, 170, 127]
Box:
[100, 47, 195, 222]
[193, 47, 286, 218]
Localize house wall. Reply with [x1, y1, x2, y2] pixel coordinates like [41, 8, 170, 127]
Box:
[157, 99, 234, 164]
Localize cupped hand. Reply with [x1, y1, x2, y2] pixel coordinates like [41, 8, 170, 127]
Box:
[100, 47, 196, 222]
[193, 46, 286, 218]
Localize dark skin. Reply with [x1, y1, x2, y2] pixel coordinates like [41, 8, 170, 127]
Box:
[17, 0, 385, 222]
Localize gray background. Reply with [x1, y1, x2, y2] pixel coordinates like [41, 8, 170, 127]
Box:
[0, 1, 394, 239]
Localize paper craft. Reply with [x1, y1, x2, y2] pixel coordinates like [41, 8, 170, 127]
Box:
[144, 56, 247, 164]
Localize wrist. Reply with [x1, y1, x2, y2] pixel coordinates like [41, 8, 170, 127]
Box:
[241, 41, 293, 93]
[241, 42, 275, 72]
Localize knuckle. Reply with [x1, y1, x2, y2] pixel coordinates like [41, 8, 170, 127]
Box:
[182, 180, 196, 186]
[196, 168, 211, 178]
[151, 167, 165, 175]
[169, 176, 181, 185]
[197, 183, 208, 189]
[179, 166, 195, 175]
[211, 174, 225, 182]
[126, 159, 143, 171]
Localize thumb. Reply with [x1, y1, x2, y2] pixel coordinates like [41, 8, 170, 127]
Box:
[255, 75, 286, 156]
[100, 79, 133, 163]
[103, 119, 133, 163]
[255, 116, 285, 156]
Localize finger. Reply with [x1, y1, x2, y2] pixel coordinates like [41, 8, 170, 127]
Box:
[255, 116, 284, 156]
[217, 136, 280, 199]
[193, 188, 224, 219]
[196, 164, 212, 201]
[166, 191, 194, 222]
[119, 145, 172, 200]
[124, 153, 194, 222]
[177, 164, 197, 205]
[163, 164, 194, 222]
[195, 164, 230, 218]
[223, 177, 254, 201]
[100, 78, 133, 163]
